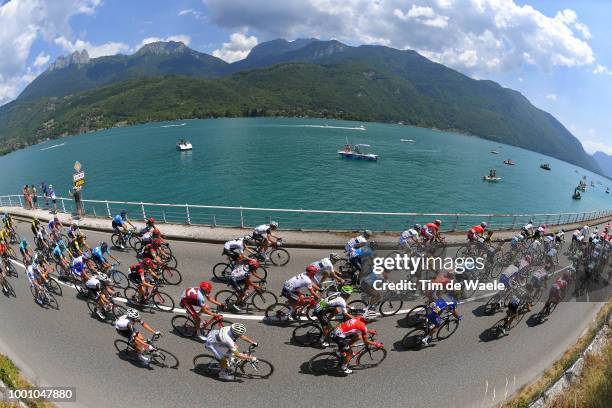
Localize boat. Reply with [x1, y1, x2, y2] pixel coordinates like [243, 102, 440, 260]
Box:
[590, 181, 595, 187]
[400, 139, 415, 143]
[503, 159, 515, 165]
[338, 139, 378, 161]
[540, 163, 551, 170]
[572, 187, 581, 200]
[606, 187, 610, 194]
[578, 181, 587, 191]
[490, 150, 500, 154]
[176, 139, 193, 151]
[483, 176, 502, 182]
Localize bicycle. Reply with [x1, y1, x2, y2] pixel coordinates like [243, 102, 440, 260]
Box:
[264, 297, 317, 326]
[193, 344, 274, 380]
[348, 288, 404, 317]
[111, 228, 139, 251]
[30, 284, 59, 309]
[253, 238, 290, 267]
[0, 273, 16, 297]
[215, 282, 278, 313]
[1, 256, 17, 278]
[114, 334, 179, 369]
[308, 332, 386, 374]
[171, 314, 231, 338]
[485, 302, 531, 339]
[87, 296, 127, 322]
[401, 310, 460, 349]
[212, 260, 268, 282]
[123, 283, 175, 312]
[154, 263, 182, 286]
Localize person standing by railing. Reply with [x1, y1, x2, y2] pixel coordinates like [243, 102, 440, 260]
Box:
[22, 185, 31, 210]
[31, 185, 38, 209]
[48, 184, 57, 214]
[41, 182, 48, 207]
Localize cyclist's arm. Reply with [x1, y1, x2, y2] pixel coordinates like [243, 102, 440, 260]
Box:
[307, 286, 321, 300]
[237, 334, 257, 346]
[141, 321, 157, 335]
[202, 301, 223, 313]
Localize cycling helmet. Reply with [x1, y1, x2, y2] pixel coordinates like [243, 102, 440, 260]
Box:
[481, 222, 488, 228]
[143, 258, 154, 267]
[434, 219, 441, 226]
[270, 221, 279, 229]
[363, 230, 372, 238]
[100, 241, 108, 251]
[230, 323, 246, 336]
[362, 309, 378, 322]
[120, 210, 126, 216]
[243, 235, 253, 241]
[340, 285, 353, 295]
[146, 218, 155, 225]
[82, 251, 90, 259]
[305, 264, 318, 274]
[58, 239, 65, 247]
[199, 281, 212, 294]
[126, 309, 140, 320]
[20, 239, 27, 246]
[247, 258, 260, 270]
[413, 224, 422, 231]
[329, 252, 339, 262]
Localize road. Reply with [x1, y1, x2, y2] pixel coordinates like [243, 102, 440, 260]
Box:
[0, 220, 609, 408]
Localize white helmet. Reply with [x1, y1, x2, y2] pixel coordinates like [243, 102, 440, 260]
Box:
[270, 221, 279, 229]
[126, 308, 140, 320]
[230, 323, 246, 336]
[362, 309, 378, 322]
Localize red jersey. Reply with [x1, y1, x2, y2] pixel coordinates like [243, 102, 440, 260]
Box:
[181, 287, 205, 306]
[425, 223, 439, 234]
[334, 317, 367, 338]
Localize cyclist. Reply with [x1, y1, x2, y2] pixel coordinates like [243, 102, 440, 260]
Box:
[68, 232, 90, 257]
[554, 229, 565, 245]
[309, 253, 343, 285]
[534, 224, 547, 240]
[114, 309, 161, 365]
[252, 221, 279, 254]
[26, 262, 45, 304]
[399, 225, 420, 249]
[540, 271, 572, 315]
[2, 213, 14, 234]
[33, 222, 50, 251]
[140, 238, 164, 265]
[522, 219, 535, 237]
[66, 221, 82, 241]
[127, 258, 156, 303]
[86, 273, 115, 319]
[345, 230, 371, 253]
[421, 295, 462, 344]
[421, 220, 441, 242]
[179, 281, 224, 341]
[314, 284, 355, 347]
[348, 242, 374, 278]
[0, 227, 8, 245]
[91, 242, 120, 272]
[18, 239, 33, 263]
[47, 215, 63, 239]
[467, 222, 487, 242]
[112, 210, 135, 249]
[222, 235, 254, 264]
[228, 259, 265, 312]
[52, 240, 71, 272]
[204, 323, 258, 380]
[30, 216, 41, 236]
[140, 218, 165, 246]
[281, 266, 321, 318]
[499, 286, 532, 335]
[71, 252, 91, 283]
[329, 310, 382, 375]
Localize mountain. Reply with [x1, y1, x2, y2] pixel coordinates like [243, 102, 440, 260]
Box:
[593, 151, 612, 178]
[18, 41, 228, 100]
[0, 39, 602, 174]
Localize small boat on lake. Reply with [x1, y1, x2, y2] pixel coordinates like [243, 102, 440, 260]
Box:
[606, 187, 610, 194]
[503, 159, 515, 165]
[483, 176, 502, 182]
[572, 187, 582, 200]
[338, 139, 378, 161]
[490, 150, 500, 155]
[540, 163, 551, 171]
[177, 139, 193, 151]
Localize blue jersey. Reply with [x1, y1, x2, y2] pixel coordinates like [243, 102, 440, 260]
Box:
[92, 246, 107, 261]
[19, 241, 29, 251]
[113, 215, 124, 225]
[349, 246, 373, 260]
[53, 244, 64, 258]
[71, 256, 85, 276]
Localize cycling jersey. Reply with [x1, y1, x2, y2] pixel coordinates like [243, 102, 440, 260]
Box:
[53, 244, 64, 258]
[205, 327, 237, 359]
[115, 315, 136, 332]
[48, 219, 56, 230]
[19, 241, 28, 251]
[26, 265, 40, 284]
[128, 263, 146, 283]
[224, 238, 245, 252]
[113, 215, 124, 225]
[92, 246, 106, 262]
[253, 224, 270, 238]
[314, 292, 347, 314]
[0, 228, 7, 242]
[71, 256, 86, 276]
[349, 245, 372, 260]
[332, 317, 367, 339]
[230, 264, 250, 281]
[86, 276, 101, 290]
[283, 273, 313, 291]
[345, 235, 366, 253]
[181, 287, 206, 307]
[399, 229, 418, 245]
[426, 297, 457, 326]
[310, 257, 334, 282]
[468, 225, 485, 240]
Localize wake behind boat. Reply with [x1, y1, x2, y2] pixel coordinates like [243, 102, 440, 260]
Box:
[177, 139, 193, 151]
[40, 142, 66, 151]
[338, 138, 378, 161]
[400, 139, 415, 143]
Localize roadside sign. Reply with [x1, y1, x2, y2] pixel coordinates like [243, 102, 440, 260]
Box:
[73, 171, 85, 188]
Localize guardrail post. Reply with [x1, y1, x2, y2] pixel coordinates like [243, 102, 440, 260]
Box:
[162, 210, 167, 224]
[61, 199, 66, 213]
[92, 207, 97, 217]
[557, 214, 562, 226]
[510, 216, 517, 230]
[8, 196, 12, 206]
[18, 195, 23, 208]
[105, 200, 111, 218]
[140, 202, 146, 220]
[213, 215, 217, 227]
[452, 215, 459, 232]
[240, 207, 244, 228]
[186, 204, 191, 225]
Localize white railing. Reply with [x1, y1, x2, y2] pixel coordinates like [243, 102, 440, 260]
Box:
[0, 194, 611, 232]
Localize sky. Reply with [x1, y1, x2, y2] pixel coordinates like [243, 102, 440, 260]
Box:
[0, 0, 610, 154]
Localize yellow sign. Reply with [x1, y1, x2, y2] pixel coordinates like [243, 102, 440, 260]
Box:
[74, 161, 82, 172]
[74, 179, 85, 188]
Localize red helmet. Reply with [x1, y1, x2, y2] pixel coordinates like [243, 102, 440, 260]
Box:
[306, 265, 318, 274]
[200, 281, 212, 294]
[146, 217, 155, 225]
[434, 219, 441, 226]
[152, 238, 161, 247]
[247, 259, 260, 270]
[143, 258, 154, 267]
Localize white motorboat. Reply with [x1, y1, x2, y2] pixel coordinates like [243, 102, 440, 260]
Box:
[177, 139, 193, 151]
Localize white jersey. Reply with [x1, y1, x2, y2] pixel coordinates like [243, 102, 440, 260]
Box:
[26, 265, 39, 284]
[580, 226, 589, 237]
[314, 293, 347, 313]
[345, 235, 366, 253]
[114, 315, 131, 331]
[86, 276, 100, 289]
[207, 326, 237, 350]
[253, 224, 270, 237]
[224, 238, 245, 252]
[283, 273, 314, 291]
[231, 264, 249, 280]
[399, 229, 418, 245]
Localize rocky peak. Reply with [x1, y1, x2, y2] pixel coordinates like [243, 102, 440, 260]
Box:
[49, 50, 90, 71]
[136, 41, 190, 56]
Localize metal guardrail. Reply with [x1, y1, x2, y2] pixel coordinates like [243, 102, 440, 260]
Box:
[0, 194, 611, 232]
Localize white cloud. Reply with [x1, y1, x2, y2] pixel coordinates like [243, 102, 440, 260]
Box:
[582, 139, 612, 155]
[593, 64, 612, 75]
[0, 0, 101, 104]
[178, 8, 204, 19]
[33, 52, 51, 67]
[518, 77, 523, 82]
[137, 34, 191, 50]
[546, 93, 557, 101]
[55, 36, 130, 58]
[203, 0, 596, 74]
[212, 32, 258, 63]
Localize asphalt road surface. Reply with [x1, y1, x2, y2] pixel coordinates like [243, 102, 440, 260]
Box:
[0, 220, 609, 408]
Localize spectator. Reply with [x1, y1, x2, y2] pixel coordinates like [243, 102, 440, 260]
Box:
[22, 185, 31, 209]
[31, 184, 38, 209]
[41, 182, 48, 207]
[72, 187, 84, 218]
[48, 184, 57, 214]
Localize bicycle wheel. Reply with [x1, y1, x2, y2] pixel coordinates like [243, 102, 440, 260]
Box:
[152, 291, 175, 312]
[10, 231, 21, 245]
[6, 261, 18, 278]
[251, 290, 278, 311]
[45, 278, 62, 296]
[355, 347, 387, 369]
[110, 234, 122, 249]
[379, 298, 403, 317]
[215, 290, 237, 309]
[269, 248, 290, 266]
[162, 254, 178, 269]
[151, 348, 179, 369]
[114, 339, 132, 354]
[401, 327, 428, 350]
[237, 358, 274, 379]
[264, 303, 292, 325]
[129, 235, 141, 251]
[110, 270, 129, 289]
[1, 278, 16, 297]
[193, 354, 221, 376]
[308, 352, 341, 374]
[212, 263, 232, 281]
[404, 304, 427, 326]
[73, 280, 88, 297]
[123, 287, 139, 304]
[292, 323, 323, 347]
[437, 318, 460, 340]
[255, 266, 268, 281]
[171, 315, 196, 338]
[6, 247, 16, 260]
[484, 294, 503, 315]
[43, 291, 59, 309]
[111, 304, 128, 318]
[161, 267, 182, 285]
[348, 300, 368, 314]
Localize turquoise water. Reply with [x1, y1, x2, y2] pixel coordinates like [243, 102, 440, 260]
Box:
[0, 117, 610, 223]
